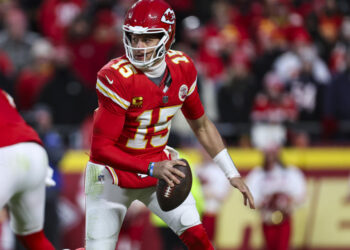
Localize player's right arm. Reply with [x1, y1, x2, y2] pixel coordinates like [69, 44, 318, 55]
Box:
[90, 105, 150, 174]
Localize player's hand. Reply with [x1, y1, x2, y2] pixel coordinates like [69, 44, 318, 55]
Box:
[153, 160, 186, 187]
[229, 177, 255, 209]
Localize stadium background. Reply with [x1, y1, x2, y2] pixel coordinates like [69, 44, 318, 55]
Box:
[0, 0, 350, 249]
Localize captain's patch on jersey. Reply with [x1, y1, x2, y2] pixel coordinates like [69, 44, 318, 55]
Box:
[178, 84, 188, 101]
[132, 96, 143, 107]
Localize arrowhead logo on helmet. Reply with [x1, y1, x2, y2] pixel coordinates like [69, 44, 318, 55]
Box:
[161, 8, 175, 24]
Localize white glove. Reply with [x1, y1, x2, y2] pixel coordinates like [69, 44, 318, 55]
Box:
[45, 166, 56, 187]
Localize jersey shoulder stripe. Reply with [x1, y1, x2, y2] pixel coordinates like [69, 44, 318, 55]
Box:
[96, 78, 130, 110]
[187, 78, 197, 96]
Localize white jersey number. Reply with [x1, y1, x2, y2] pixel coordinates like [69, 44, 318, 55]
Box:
[167, 50, 189, 64]
[126, 105, 181, 149]
[111, 59, 137, 78]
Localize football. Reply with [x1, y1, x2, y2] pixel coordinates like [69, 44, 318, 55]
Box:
[156, 159, 192, 211]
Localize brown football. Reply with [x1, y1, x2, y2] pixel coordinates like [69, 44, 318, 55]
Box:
[156, 159, 192, 212]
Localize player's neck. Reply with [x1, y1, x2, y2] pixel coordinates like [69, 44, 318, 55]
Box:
[143, 59, 166, 78]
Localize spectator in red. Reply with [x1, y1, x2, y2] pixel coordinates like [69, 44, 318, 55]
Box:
[38, 0, 86, 44]
[245, 145, 307, 250]
[0, 49, 14, 94]
[67, 10, 119, 89]
[251, 72, 298, 123]
[251, 71, 297, 148]
[252, 73, 289, 123]
[14, 38, 54, 111]
[197, 0, 250, 83]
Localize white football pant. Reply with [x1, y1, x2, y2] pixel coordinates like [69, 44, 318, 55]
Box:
[0, 142, 48, 235]
[85, 161, 201, 250]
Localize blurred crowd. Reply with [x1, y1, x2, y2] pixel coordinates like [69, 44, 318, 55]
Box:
[0, 0, 350, 149]
[0, 1, 348, 249]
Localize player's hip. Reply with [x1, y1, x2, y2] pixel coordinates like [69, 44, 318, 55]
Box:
[86, 146, 179, 188]
[85, 161, 157, 189]
[0, 142, 48, 190]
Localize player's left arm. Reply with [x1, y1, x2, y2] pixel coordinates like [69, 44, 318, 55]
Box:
[178, 53, 254, 208]
[186, 114, 255, 209]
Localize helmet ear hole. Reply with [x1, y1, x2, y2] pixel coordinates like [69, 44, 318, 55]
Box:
[155, 32, 168, 57]
[151, 33, 164, 40]
[155, 44, 165, 58]
[125, 32, 132, 42]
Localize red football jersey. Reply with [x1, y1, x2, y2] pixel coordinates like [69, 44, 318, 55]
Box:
[91, 50, 204, 188]
[0, 90, 42, 147]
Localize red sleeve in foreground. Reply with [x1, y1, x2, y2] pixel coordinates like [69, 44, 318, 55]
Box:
[90, 106, 149, 174]
[181, 86, 205, 120]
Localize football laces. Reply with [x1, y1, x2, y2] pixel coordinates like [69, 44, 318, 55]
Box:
[164, 185, 174, 198]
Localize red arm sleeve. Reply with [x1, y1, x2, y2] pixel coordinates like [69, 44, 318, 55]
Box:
[181, 83, 205, 120]
[179, 54, 205, 120]
[90, 106, 149, 174]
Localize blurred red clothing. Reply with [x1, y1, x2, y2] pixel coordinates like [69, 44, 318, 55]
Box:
[68, 36, 116, 89]
[0, 90, 42, 147]
[166, 0, 193, 12]
[15, 67, 53, 110]
[251, 93, 298, 123]
[246, 160, 306, 250]
[198, 22, 250, 80]
[0, 51, 13, 77]
[318, 14, 343, 43]
[285, 26, 312, 44]
[39, 0, 86, 44]
[263, 216, 291, 250]
[68, 10, 118, 89]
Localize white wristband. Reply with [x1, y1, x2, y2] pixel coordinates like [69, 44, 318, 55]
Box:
[213, 149, 241, 179]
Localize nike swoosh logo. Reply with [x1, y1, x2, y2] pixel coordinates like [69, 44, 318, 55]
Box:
[105, 75, 114, 84]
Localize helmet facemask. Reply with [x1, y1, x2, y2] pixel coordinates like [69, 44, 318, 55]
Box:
[123, 26, 169, 69]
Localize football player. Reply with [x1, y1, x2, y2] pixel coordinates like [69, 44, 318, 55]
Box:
[84, 0, 255, 249]
[0, 89, 54, 250]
